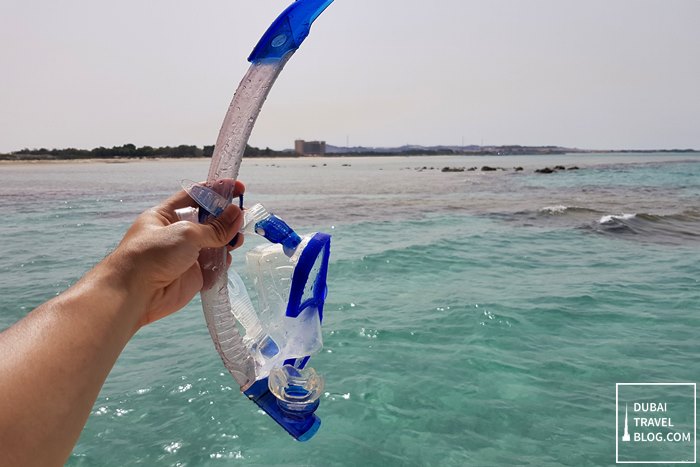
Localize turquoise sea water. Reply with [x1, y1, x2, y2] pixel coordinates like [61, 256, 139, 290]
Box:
[1, 154, 699, 466]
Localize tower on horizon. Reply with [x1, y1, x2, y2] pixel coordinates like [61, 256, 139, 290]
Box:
[622, 404, 631, 442]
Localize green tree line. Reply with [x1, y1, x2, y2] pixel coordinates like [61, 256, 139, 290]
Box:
[0, 144, 289, 161]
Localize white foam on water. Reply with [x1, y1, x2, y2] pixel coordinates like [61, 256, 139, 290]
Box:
[539, 205, 569, 214]
[599, 213, 637, 224]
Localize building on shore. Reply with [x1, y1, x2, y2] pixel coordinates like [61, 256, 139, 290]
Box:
[294, 140, 326, 156]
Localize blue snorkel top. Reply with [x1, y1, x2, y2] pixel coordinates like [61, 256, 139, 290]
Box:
[248, 0, 334, 62]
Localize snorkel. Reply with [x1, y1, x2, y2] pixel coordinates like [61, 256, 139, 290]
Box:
[175, 0, 334, 441]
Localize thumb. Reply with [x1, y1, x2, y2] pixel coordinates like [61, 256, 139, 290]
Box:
[195, 205, 243, 248]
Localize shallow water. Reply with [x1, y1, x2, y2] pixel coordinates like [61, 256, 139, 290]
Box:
[1, 153, 699, 466]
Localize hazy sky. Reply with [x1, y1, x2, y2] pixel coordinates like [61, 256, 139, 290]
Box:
[1, 0, 699, 152]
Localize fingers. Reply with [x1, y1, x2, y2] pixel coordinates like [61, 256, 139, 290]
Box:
[195, 205, 244, 249]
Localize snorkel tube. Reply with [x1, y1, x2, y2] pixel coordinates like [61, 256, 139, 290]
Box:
[180, 0, 335, 441]
[207, 0, 335, 183]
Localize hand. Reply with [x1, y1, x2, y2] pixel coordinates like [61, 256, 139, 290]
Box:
[0, 180, 247, 466]
[105, 180, 245, 330]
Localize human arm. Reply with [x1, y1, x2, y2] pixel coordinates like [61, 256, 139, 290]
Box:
[0, 181, 244, 466]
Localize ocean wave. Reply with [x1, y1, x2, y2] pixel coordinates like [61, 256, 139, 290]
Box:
[492, 206, 700, 245]
[593, 209, 700, 244]
[539, 205, 601, 215]
[491, 205, 603, 224]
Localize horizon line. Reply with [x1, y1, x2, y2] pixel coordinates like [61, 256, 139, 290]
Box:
[3, 143, 699, 155]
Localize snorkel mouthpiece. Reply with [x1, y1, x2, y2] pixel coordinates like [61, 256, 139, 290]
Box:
[180, 183, 331, 441]
[269, 365, 324, 414]
[240, 207, 330, 441]
[244, 366, 323, 442]
[243, 365, 323, 441]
